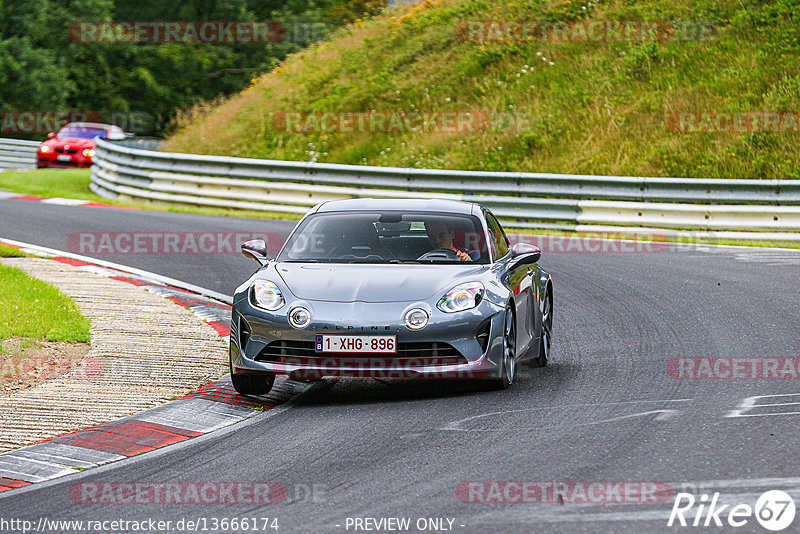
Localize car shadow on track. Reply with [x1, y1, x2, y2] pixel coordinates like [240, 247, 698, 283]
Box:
[286, 362, 576, 407]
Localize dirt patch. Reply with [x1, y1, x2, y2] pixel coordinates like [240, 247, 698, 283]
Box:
[0, 337, 92, 394]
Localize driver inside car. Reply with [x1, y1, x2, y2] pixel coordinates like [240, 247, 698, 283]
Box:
[423, 220, 473, 262]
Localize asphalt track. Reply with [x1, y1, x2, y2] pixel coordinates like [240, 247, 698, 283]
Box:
[1, 199, 800, 533]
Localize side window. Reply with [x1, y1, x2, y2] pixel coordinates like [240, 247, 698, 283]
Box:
[486, 212, 509, 260]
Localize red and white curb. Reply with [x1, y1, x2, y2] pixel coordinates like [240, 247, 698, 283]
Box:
[0, 238, 311, 493]
[0, 190, 135, 210]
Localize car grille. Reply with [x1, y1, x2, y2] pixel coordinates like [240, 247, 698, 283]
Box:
[256, 340, 467, 367]
[54, 148, 78, 154]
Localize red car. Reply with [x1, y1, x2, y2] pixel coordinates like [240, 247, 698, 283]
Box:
[37, 122, 127, 168]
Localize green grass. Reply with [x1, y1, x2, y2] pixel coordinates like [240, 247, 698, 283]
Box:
[163, 0, 800, 180]
[0, 169, 301, 221]
[0, 263, 90, 342]
[0, 244, 27, 258]
[0, 169, 106, 201]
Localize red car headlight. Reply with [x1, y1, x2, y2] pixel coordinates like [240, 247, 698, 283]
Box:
[81, 148, 95, 157]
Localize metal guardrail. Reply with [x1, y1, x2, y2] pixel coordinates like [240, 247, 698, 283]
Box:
[0, 138, 39, 169]
[90, 138, 800, 237]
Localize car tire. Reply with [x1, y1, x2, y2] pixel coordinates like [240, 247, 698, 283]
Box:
[531, 289, 552, 368]
[231, 371, 275, 396]
[480, 305, 516, 390]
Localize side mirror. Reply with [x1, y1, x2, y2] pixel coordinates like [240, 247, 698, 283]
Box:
[47, 132, 55, 138]
[241, 239, 268, 265]
[509, 243, 541, 266]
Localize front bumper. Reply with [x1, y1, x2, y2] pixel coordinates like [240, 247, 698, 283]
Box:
[230, 297, 506, 380]
[37, 154, 93, 168]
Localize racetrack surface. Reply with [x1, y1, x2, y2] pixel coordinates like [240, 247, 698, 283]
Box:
[1, 198, 800, 533]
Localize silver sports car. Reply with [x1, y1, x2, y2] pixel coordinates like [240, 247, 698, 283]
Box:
[229, 198, 553, 395]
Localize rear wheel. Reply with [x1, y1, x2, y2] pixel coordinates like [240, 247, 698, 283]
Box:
[231, 371, 275, 396]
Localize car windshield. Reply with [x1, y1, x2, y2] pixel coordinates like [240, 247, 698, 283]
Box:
[277, 211, 491, 264]
[57, 126, 106, 139]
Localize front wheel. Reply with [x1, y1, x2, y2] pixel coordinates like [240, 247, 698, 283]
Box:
[532, 289, 552, 368]
[481, 305, 516, 390]
[231, 371, 275, 396]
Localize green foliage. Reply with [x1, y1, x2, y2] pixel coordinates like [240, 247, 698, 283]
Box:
[0, 0, 387, 138]
[163, 0, 800, 180]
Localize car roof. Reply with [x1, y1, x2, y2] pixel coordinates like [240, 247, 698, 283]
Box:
[314, 198, 478, 215]
[60, 122, 117, 130]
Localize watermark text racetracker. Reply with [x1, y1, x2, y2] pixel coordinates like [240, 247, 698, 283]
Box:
[68, 231, 668, 256]
[68, 232, 284, 255]
[69, 482, 288, 504]
[70, 21, 328, 44]
[667, 111, 800, 134]
[668, 357, 800, 379]
[459, 19, 717, 43]
[0, 111, 153, 135]
[457, 480, 674, 504]
[1, 354, 103, 382]
[273, 110, 491, 134]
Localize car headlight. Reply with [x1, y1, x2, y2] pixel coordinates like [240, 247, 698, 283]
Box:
[40, 146, 50, 153]
[251, 280, 284, 311]
[437, 282, 484, 313]
[82, 148, 95, 157]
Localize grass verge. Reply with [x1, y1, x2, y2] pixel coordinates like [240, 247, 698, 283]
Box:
[0, 262, 90, 342]
[0, 259, 92, 392]
[0, 244, 28, 258]
[0, 168, 302, 221]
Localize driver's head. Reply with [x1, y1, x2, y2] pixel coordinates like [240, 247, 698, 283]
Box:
[426, 220, 454, 249]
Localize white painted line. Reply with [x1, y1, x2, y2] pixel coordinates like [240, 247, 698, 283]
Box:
[39, 197, 90, 206]
[439, 399, 692, 431]
[727, 412, 800, 418]
[441, 409, 681, 432]
[136, 398, 253, 433]
[11, 450, 101, 469]
[0, 458, 73, 483]
[0, 468, 46, 484]
[17, 443, 124, 465]
[727, 393, 800, 418]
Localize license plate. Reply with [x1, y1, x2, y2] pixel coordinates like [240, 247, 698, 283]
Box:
[315, 334, 396, 353]
[57, 154, 72, 161]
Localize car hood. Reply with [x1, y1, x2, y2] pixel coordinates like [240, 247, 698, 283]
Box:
[274, 263, 488, 303]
